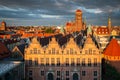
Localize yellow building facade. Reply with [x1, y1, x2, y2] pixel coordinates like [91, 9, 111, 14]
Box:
[25, 36, 102, 80]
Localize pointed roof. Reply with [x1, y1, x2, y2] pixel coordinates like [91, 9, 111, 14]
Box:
[17, 44, 26, 55]
[31, 37, 39, 44]
[48, 37, 60, 48]
[28, 37, 42, 49]
[65, 37, 79, 49]
[83, 35, 98, 49]
[103, 38, 120, 56]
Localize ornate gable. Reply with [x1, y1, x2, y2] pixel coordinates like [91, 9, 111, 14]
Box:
[45, 37, 62, 54]
[25, 37, 44, 54]
[64, 37, 80, 54]
[82, 36, 99, 55]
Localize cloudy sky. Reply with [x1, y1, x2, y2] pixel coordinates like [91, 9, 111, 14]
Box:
[0, 0, 120, 26]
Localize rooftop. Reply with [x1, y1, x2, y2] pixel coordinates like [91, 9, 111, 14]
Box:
[0, 61, 22, 76]
[103, 37, 120, 56]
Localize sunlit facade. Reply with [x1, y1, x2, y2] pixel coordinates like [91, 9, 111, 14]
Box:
[25, 36, 102, 80]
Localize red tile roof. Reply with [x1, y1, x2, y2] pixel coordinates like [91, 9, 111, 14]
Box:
[66, 22, 72, 26]
[103, 38, 120, 56]
[96, 27, 110, 35]
[76, 9, 82, 12]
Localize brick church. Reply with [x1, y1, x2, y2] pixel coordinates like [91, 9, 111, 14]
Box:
[66, 9, 86, 33]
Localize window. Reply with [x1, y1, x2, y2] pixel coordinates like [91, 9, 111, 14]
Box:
[57, 58, 60, 66]
[94, 78, 97, 80]
[41, 58, 44, 66]
[56, 78, 60, 80]
[35, 58, 38, 66]
[66, 58, 69, 66]
[52, 48, 55, 54]
[85, 50, 87, 54]
[46, 58, 49, 66]
[77, 58, 80, 66]
[89, 48, 92, 54]
[29, 70, 32, 76]
[71, 58, 75, 66]
[57, 71, 60, 76]
[88, 58, 91, 67]
[93, 50, 96, 54]
[29, 77, 33, 80]
[56, 50, 59, 54]
[41, 71, 44, 76]
[82, 71, 86, 76]
[82, 58, 85, 66]
[66, 50, 69, 54]
[94, 58, 97, 67]
[75, 51, 77, 54]
[51, 58, 55, 66]
[80, 50, 82, 54]
[33, 48, 37, 54]
[70, 48, 73, 54]
[30, 50, 32, 54]
[38, 50, 40, 54]
[66, 78, 69, 80]
[94, 71, 97, 76]
[66, 71, 69, 76]
[29, 58, 32, 66]
[48, 50, 51, 54]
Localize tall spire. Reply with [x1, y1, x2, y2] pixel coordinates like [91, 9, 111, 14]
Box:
[108, 17, 112, 32]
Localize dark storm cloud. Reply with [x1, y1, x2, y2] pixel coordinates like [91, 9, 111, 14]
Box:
[0, 0, 120, 26]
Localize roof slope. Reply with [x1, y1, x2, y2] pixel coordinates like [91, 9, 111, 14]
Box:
[0, 42, 10, 59]
[103, 38, 120, 56]
[17, 44, 26, 55]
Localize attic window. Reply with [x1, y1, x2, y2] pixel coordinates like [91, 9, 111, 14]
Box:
[52, 48, 55, 54]
[89, 48, 92, 54]
[33, 48, 37, 54]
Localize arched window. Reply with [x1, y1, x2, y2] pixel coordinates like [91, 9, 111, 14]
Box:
[73, 73, 79, 80]
[47, 73, 54, 80]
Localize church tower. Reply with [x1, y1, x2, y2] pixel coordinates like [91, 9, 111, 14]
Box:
[75, 9, 83, 31]
[0, 21, 6, 31]
[108, 17, 112, 32]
